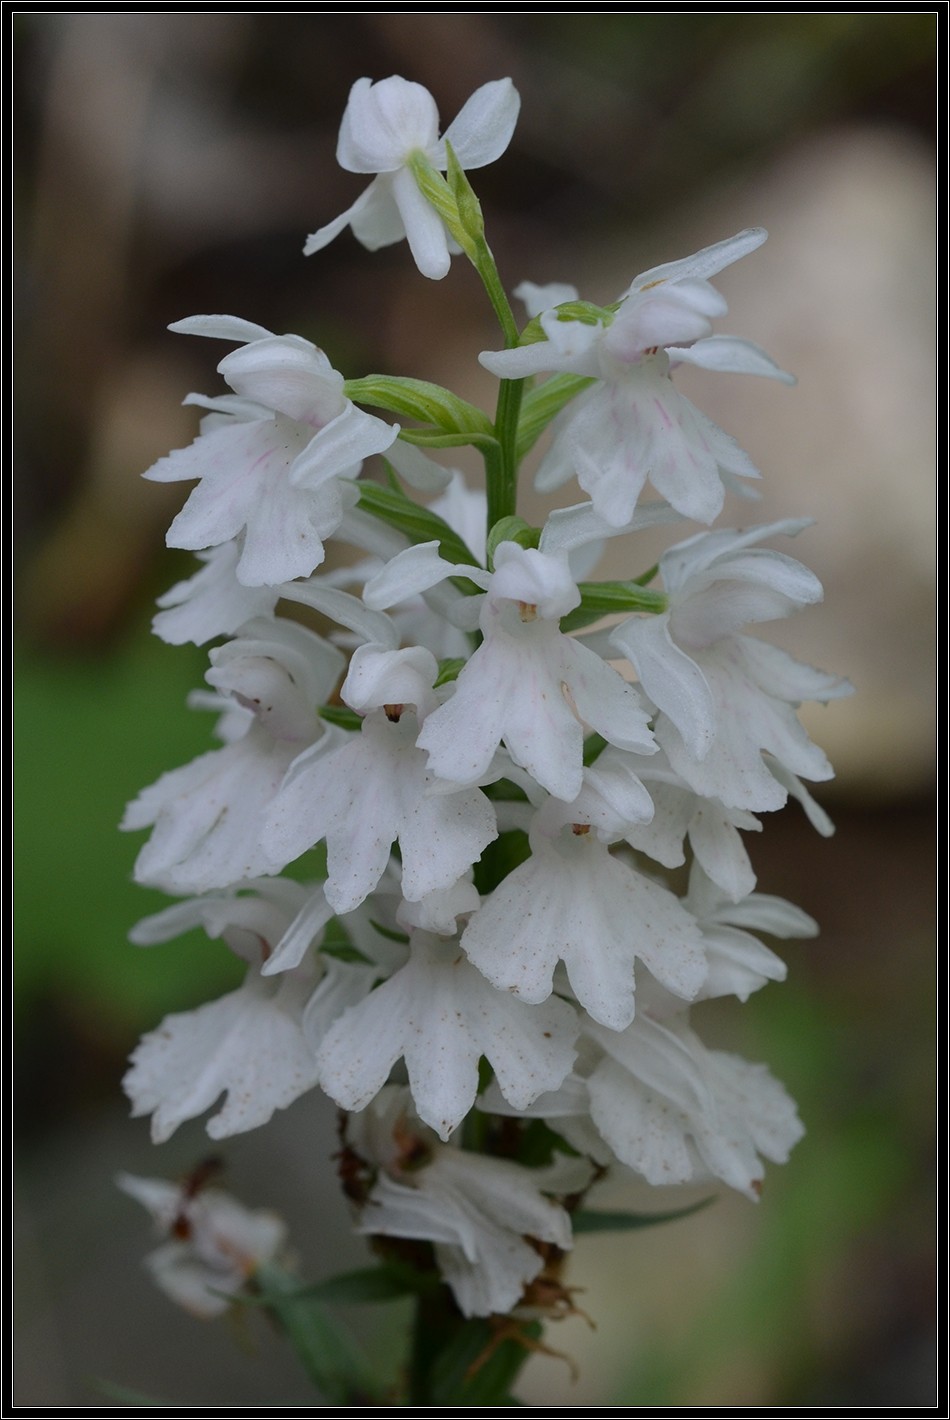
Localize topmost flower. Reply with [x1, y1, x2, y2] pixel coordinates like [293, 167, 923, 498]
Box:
[304, 77, 520, 280]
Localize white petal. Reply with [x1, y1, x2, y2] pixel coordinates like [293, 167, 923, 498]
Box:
[338, 77, 440, 172]
[152, 543, 279, 647]
[362, 541, 474, 610]
[670, 334, 795, 384]
[124, 973, 320, 1142]
[168, 314, 275, 344]
[385, 438, 453, 491]
[217, 336, 343, 426]
[628, 228, 768, 293]
[303, 183, 378, 257]
[391, 166, 452, 280]
[278, 580, 399, 649]
[514, 280, 579, 319]
[289, 403, 399, 489]
[436, 79, 521, 169]
[611, 613, 716, 761]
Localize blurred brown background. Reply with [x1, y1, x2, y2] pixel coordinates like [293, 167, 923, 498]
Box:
[14, 12, 935, 1408]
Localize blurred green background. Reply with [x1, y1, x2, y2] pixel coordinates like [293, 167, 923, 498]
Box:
[14, 12, 935, 1408]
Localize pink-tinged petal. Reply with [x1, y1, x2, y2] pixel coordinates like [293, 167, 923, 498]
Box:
[391, 166, 451, 280]
[338, 77, 440, 172]
[168, 314, 274, 343]
[289, 403, 398, 489]
[670, 334, 795, 383]
[628, 228, 768, 293]
[611, 613, 716, 761]
[436, 79, 521, 169]
[607, 282, 725, 360]
[217, 337, 344, 427]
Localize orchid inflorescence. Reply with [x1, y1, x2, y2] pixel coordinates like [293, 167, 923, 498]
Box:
[118, 76, 850, 1397]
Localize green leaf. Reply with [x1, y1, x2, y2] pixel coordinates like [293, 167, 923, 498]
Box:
[345, 375, 493, 439]
[486, 515, 541, 568]
[396, 428, 499, 452]
[583, 732, 609, 766]
[481, 776, 529, 804]
[572, 1197, 715, 1233]
[429, 1317, 541, 1406]
[434, 657, 466, 688]
[560, 580, 668, 633]
[472, 829, 531, 896]
[369, 919, 410, 946]
[445, 140, 485, 245]
[318, 704, 363, 732]
[255, 1264, 380, 1404]
[516, 1120, 578, 1169]
[320, 917, 371, 966]
[516, 373, 595, 459]
[356, 481, 481, 569]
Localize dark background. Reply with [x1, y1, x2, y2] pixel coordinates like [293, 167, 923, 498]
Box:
[14, 11, 936, 1407]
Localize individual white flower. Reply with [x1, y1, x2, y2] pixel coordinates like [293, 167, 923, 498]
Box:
[460, 815, 706, 1031]
[304, 77, 520, 279]
[379, 540, 657, 802]
[344, 1089, 589, 1317]
[123, 618, 343, 894]
[582, 1013, 804, 1199]
[262, 646, 498, 913]
[487, 1009, 804, 1201]
[481, 230, 793, 527]
[124, 957, 322, 1142]
[117, 1171, 286, 1319]
[144, 316, 398, 586]
[610, 521, 853, 812]
[317, 929, 578, 1140]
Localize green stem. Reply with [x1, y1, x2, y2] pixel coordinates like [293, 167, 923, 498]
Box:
[407, 1285, 464, 1405]
[472, 238, 524, 530]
